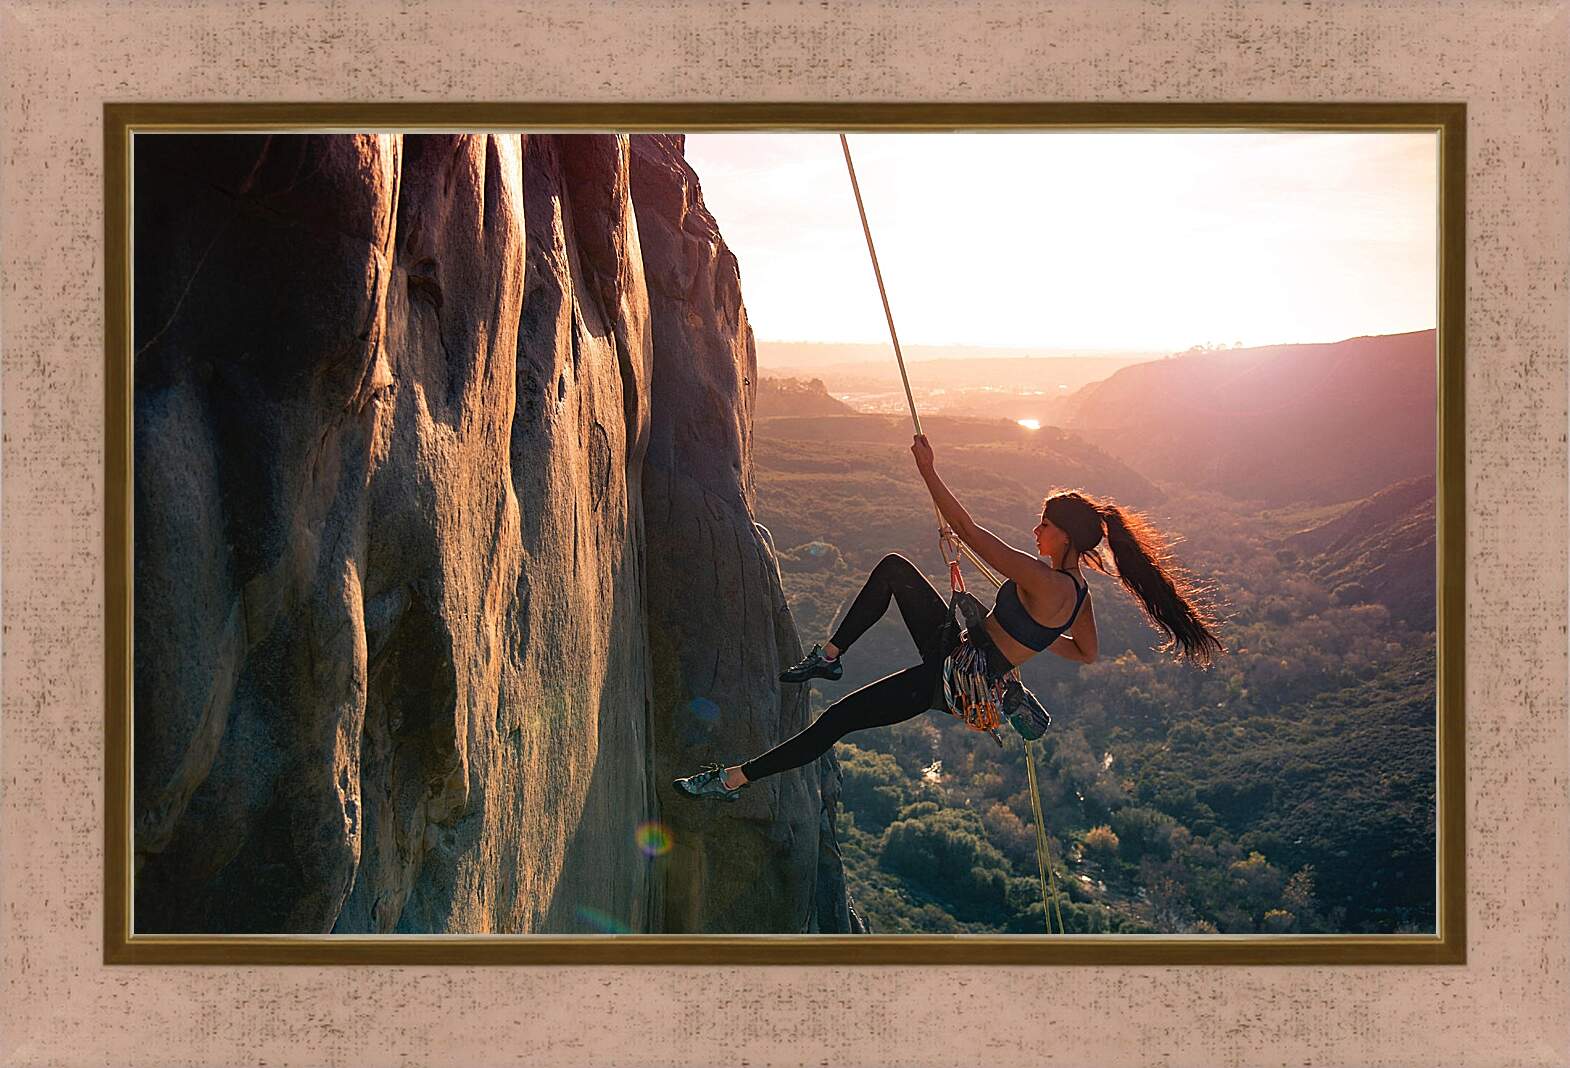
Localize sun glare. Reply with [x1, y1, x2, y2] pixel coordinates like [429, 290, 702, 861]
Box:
[683, 131, 1438, 352]
[1017, 419, 1042, 430]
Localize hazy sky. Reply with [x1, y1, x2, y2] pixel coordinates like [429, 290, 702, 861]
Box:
[682, 131, 1438, 353]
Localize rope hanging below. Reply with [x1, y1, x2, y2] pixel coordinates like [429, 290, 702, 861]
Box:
[839, 132, 1065, 934]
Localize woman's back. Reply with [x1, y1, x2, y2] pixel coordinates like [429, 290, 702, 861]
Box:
[984, 567, 1086, 668]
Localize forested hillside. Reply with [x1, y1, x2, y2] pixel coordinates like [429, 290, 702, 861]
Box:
[754, 395, 1437, 935]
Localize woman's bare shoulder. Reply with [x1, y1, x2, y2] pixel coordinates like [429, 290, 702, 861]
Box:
[1019, 563, 1077, 611]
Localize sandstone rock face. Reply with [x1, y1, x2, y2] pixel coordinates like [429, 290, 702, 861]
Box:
[629, 135, 860, 933]
[134, 133, 405, 932]
[135, 133, 655, 933]
[133, 132, 854, 934]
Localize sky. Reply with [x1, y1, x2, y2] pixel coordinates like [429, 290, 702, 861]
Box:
[681, 131, 1439, 353]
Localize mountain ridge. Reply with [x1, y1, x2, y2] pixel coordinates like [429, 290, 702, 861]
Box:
[1056, 330, 1436, 506]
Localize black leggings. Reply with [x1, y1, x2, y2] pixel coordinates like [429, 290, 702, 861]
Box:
[740, 554, 957, 783]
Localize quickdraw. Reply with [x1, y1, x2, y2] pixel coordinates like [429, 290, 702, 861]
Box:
[941, 639, 1006, 740]
[937, 528, 1010, 746]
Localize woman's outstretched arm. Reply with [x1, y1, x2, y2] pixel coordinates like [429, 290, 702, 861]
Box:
[911, 434, 1047, 586]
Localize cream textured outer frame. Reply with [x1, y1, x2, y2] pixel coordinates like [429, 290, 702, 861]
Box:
[2, 1, 1565, 1065]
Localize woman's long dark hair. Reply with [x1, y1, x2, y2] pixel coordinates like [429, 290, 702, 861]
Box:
[1043, 490, 1226, 668]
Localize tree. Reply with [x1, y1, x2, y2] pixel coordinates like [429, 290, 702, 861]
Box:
[1083, 824, 1120, 863]
[836, 743, 911, 831]
[880, 806, 1013, 923]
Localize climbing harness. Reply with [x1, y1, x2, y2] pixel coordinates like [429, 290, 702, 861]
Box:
[840, 134, 1067, 934]
[941, 640, 1005, 738]
[937, 537, 1008, 744]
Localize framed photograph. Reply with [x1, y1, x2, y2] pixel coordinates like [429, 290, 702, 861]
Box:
[105, 102, 1465, 965]
[7, 3, 1566, 1064]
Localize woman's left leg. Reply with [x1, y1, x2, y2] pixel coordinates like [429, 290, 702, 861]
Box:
[826, 553, 950, 662]
[736, 659, 941, 784]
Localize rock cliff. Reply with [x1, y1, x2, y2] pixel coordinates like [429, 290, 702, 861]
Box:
[132, 132, 856, 934]
[630, 135, 862, 933]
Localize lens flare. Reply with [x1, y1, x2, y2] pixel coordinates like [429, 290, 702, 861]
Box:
[635, 820, 673, 858]
[688, 696, 720, 722]
[575, 905, 632, 934]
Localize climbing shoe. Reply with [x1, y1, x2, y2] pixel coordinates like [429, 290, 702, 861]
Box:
[673, 762, 748, 802]
[779, 643, 843, 683]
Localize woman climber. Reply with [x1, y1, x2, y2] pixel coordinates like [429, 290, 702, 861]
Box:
[673, 433, 1226, 802]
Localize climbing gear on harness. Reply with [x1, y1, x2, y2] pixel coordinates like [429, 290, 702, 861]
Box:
[935, 581, 1007, 745]
[941, 637, 1005, 744]
[779, 643, 844, 684]
[1001, 676, 1052, 741]
[932, 531, 1007, 745]
[672, 762, 748, 802]
[933, 580, 1052, 743]
[933, 534, 1055, 744]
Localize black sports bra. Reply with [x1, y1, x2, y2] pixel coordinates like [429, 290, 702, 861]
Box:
[993, 568, 1087, 652]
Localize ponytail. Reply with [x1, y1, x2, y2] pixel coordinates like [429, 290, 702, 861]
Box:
[1098, 502, 1226, 668]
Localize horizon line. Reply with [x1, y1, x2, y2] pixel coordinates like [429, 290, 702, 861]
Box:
[754, 326, 1438, 356]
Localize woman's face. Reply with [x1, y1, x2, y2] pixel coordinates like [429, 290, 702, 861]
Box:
[1033, 513, 1070, 562]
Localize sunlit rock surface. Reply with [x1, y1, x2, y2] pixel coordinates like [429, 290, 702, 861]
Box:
[132, 132, 857, 935]
[630, 134, 862, 933]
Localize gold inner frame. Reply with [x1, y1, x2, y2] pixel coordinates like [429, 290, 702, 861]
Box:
[104, 101, 1466, 966]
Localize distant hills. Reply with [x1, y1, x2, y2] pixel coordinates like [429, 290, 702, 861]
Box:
[758, 340, 1165, 371]
[755, 412, 1161, 513]
[762, 331, 1438, 510]
[759, 342, 1163, 419]
[1281, 475, 1437, 630]
[1053, 330, 1437, 507]
[756, 376, 857, 418]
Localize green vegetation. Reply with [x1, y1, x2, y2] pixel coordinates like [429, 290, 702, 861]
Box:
[758, 410, 1437, 935]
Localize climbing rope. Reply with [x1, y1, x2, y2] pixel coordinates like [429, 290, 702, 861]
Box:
[1025, 737, 1068, 934]
[840, 133, 1066, 934]
[838, 134, 1004, 590]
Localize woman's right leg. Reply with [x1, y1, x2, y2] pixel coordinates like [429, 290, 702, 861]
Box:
[826, 553, 949, 662]
[738, 659, 940, 784]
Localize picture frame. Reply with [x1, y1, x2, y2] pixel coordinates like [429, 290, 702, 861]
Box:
[3, 3, 1564, 1065]
[105, 101, 1465, 966]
